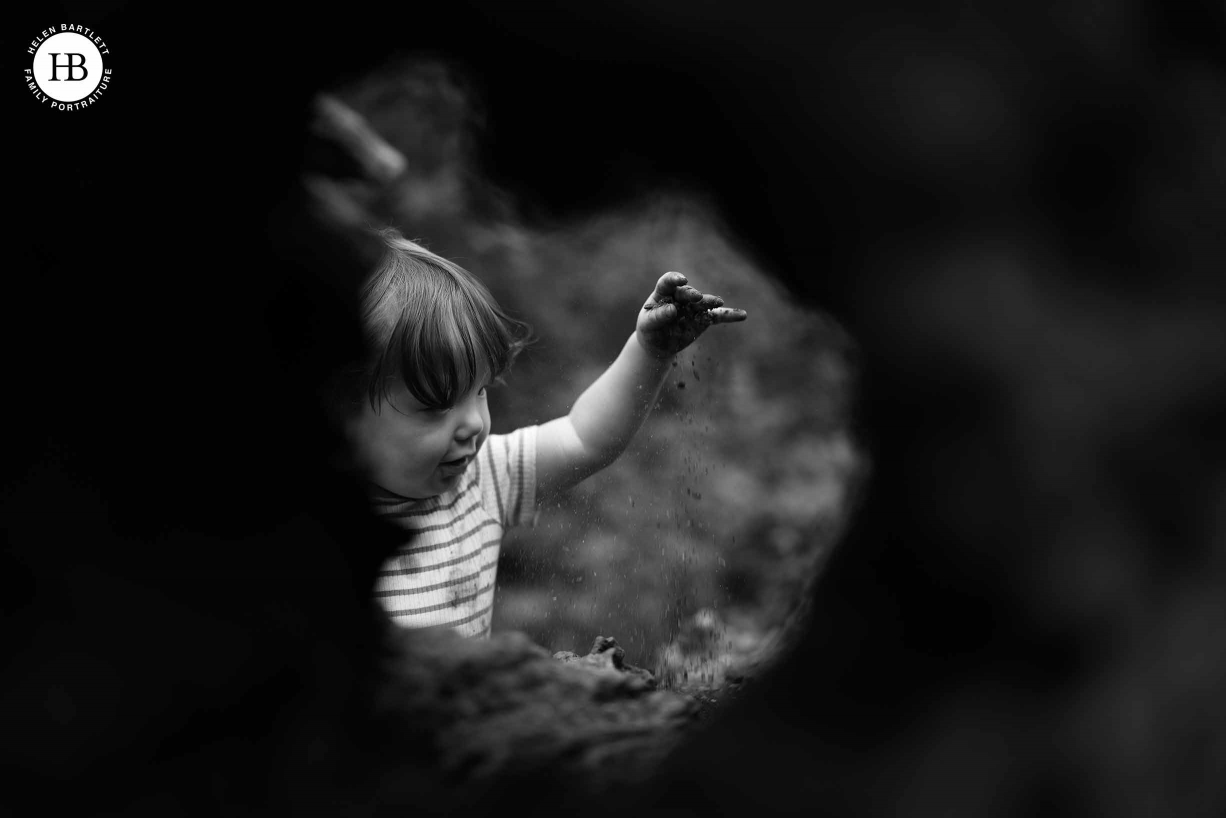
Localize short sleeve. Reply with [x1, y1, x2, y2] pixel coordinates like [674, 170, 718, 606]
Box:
[478, 425, 538, 530]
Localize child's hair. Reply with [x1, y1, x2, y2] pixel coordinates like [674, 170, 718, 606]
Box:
[335, 226, 533, 414]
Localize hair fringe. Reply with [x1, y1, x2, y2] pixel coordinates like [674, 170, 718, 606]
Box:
[341, 227, 533, 415]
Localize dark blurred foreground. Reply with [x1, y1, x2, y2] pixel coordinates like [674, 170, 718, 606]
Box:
[7, 1, 1226, 815]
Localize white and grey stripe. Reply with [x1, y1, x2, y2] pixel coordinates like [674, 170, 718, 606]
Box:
[371, 425, 538, 639]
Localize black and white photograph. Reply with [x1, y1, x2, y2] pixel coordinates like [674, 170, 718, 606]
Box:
[8, 1, 1226, 815]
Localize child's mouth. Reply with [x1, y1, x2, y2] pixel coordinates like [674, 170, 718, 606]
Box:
[439, 455, 472, 472]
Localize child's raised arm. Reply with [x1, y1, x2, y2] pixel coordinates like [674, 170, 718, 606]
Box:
[535, 271, 747, 501]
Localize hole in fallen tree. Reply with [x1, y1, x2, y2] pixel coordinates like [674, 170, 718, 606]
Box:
[305, 56, 866, 783]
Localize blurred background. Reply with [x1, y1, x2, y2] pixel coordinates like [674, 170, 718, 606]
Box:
[323, 59, 864, 682]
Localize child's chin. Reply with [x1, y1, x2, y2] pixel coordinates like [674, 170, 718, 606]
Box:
[423, 471, 463, 494]
[438, 471, 465, 487]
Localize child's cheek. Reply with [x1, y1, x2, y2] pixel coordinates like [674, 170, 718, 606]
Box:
[474, 409, 491, 453]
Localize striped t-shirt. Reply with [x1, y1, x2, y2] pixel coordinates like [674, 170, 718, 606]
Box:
[371, 425, 538, 638]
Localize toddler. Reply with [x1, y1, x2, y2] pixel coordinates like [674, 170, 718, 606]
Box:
[340, 227, 746, 637]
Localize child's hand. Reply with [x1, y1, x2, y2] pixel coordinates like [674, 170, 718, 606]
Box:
[636, 271, 747, 359]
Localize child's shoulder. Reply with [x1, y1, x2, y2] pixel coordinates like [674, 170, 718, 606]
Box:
[482, 425, 539, 462]
[474, 427, 538, 520]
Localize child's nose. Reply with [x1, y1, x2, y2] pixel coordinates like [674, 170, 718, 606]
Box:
[454, 399, 484, 440]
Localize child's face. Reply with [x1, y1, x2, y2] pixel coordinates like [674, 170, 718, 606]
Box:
[344, 372, 491, 499]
